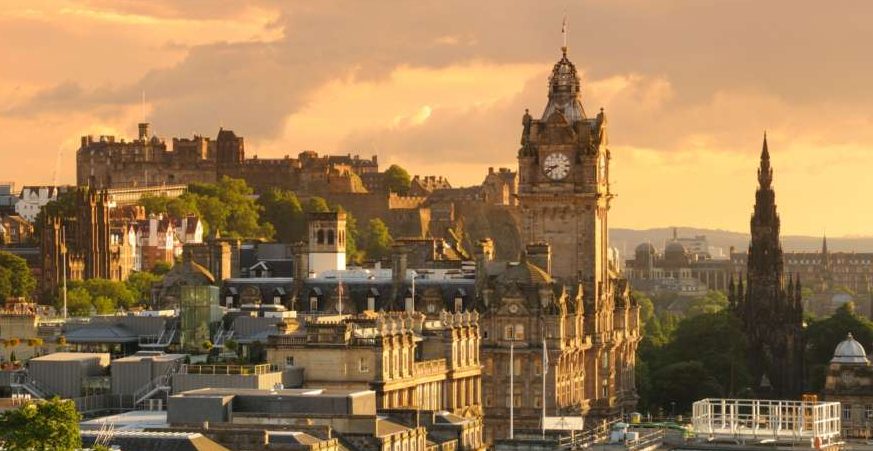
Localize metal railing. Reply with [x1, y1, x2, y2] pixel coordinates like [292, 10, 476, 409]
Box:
[139, 328, 175, 347]
[180, 363, 276, 375]
[10, 371, 51, 399]
[692, 398, 842, 444]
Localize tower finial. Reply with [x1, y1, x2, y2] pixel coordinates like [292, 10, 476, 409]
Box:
[561, 15, 568, 56]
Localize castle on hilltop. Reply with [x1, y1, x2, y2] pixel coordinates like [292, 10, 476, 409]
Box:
[76, 123, 376, 195]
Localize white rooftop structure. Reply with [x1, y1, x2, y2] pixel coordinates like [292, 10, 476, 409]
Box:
[692, 398, 841, 448]
[831, 332, 868, 364]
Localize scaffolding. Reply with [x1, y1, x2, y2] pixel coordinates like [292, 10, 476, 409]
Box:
[692, 398, 841, 447]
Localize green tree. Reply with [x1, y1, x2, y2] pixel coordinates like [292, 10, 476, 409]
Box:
[75, 279, 136, 310]
[648, 361, 724, 415]
[258, 189, 306, 243]
[64, 287, 93, 317]
[687, 290, 729, 317]
[305, 196, 330, 213]
[0, 398, 82, 450]
[126, 271, 162, 303]
[0, 250, 36, 298]
[363, 218, 393, 261]
[384, 164, 411, 195]
[92, 296, 116, 314]
[805, 302, 873, 390]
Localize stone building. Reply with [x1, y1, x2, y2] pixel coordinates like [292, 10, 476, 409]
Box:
[77, 123, 217, 189]
[265, 310, 485, 449]
[728, 136, 804, 398]
[481, 167, 518, 207]
[41, 188, 137, 296]
[823, 333, 873, 438]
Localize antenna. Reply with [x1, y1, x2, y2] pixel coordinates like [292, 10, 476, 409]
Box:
[561, 15, 568, 54]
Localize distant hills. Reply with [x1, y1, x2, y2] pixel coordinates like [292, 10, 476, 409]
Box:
[609, 227, 873, 257]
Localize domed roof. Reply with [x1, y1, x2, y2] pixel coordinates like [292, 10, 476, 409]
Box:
[635, 242, 656, 255]
[541, 49, 586, 122]
[664, 241, 687, 256]
[832, 332, 869, 364]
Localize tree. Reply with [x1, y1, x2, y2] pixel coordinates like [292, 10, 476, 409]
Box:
[258, 189, 306, 243]
[364, 218, 393, 261]
[0, 398, 82, 450]
[92, 296, 116, 314]
[384, 164, 411, 195]
[305, 196, 330, 213]
[805, 302, 873, 390]
[687, 290, 729, 317]
[0, 250, 36, 298]
[64, 287, 93, 317]
[126, 271, 162, 304]
[151, 261, 173, 275]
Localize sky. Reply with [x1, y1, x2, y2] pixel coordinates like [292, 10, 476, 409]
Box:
[1, 0, 872, 236]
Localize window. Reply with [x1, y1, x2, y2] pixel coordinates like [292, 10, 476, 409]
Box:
[485, 395, 493, 407]
[317, 229, 325, 244]
[327, 229, 335, 245]
[513, 357, 523, 376]
[866, 405, 873, 419]
[534, 358, 543, 376]
[273, 295, 281, 305]
[515, 324, 525, 340]
[367, 297, 375, 311]
[454, 297, 463, 312]
[484, 358, 494, 375]
[843, 405, 852, 420]
[534, 396, 542, 408]
[504, 325, 514, 340]
[309, 297, 318, 311]
[359, 357, 369, 373]
[285, 356, 295, 367]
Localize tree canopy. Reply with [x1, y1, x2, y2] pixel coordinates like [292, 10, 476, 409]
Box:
[363, 218, 393, 261]
[141, 176, 274, 239]
[384, 164, 412, 195]
[0, 250, 36, 299]
[0, 398, 82, 450]
[805, 301, 873, 390]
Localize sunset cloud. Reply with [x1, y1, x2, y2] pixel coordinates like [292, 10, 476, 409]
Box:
[2, 0, 873, 235]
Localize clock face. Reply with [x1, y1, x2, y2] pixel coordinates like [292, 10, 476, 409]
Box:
[543, 152, 571, 180]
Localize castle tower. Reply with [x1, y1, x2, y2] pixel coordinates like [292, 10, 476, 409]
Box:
[138, 122, 150, 140]
[307, 211, 346, 276]
[216, 128, 245, 167]
[738, 135, 804, 398]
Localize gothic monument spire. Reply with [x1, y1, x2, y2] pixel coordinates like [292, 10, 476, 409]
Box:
[739, 134, 804, 398]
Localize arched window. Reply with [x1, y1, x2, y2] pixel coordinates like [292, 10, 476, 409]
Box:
[327, 229, 335, 245]
[317, 229, 325, 244]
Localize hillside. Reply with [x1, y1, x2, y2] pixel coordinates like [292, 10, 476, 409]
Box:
[610, 227, 873, 257]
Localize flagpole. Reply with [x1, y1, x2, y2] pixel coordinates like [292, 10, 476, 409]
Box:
[542, 330, 549, 440]
[510, 337, 515, 440]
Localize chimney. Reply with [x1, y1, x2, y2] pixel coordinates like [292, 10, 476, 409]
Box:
[526, 242, 552, 274]
[391, 244, 408, 288]
[138, 122, 150, 140]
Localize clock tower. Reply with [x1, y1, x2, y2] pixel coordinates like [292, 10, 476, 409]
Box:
[517, 45, 611, 295]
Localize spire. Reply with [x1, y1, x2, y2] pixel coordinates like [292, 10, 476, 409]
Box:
[561, 15, 568, 57]
[758, 132, 773, 189]
[542, 24, 585, 122]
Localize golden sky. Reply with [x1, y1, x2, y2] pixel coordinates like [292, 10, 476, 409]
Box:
[1, 0, 871, 236]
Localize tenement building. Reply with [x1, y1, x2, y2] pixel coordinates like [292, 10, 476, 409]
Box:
[728, 136, 804, 398]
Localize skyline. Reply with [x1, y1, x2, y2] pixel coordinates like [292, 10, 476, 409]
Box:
[1, 1, 872, 236]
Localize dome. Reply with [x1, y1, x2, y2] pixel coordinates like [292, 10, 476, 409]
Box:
[664, 241, 687, 256]
[541, 50, 586, 122]
[832, 332, 869, 364]
[635, 242, 656, 256]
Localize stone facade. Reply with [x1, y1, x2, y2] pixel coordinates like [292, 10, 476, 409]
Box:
[265, 311, 485, 449]
[823, 333, 873, 438]
[41, 189, 137, 296]
[728, 136, 804, 398]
